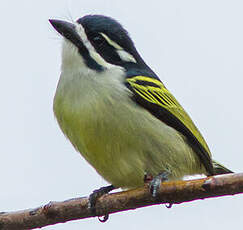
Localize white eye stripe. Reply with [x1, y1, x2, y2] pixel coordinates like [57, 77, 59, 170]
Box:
[100, 33, 123, 50]
[100, 33, 136, 63]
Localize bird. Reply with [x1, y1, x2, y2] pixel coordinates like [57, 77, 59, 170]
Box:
[49, 15, 232, 200]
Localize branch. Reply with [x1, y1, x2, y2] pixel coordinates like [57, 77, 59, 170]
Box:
[0, 173, 243, 229]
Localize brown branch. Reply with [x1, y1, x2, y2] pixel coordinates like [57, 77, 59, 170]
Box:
[0, 173, 243, 229]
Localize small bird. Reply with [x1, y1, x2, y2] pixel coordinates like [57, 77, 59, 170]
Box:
[49, 15, 232, 198]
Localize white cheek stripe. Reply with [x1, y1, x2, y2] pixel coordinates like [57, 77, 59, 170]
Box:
[75, 23, 95, 52]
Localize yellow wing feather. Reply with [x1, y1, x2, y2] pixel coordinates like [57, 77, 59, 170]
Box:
[126, 76, 211, 157]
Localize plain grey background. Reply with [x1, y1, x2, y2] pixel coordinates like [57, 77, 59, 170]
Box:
[1, 0, 242, 229]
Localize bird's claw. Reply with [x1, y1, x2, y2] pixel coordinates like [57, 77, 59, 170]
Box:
[149, 171, 169, 197]
[88, 185, 115, 221]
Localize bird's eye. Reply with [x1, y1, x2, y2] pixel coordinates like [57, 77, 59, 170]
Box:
[92, 35, 105, 46]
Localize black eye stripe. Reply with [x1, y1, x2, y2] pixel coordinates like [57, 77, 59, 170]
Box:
[93, 36, 106, 47]
[86, 32, 115, 51]
[93, 35, 103, 41]
[84, 32, 104, 48]
[83, 28, 137, 67]
[87, 33, 122, 64]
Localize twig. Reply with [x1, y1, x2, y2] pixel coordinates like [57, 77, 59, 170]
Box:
[0, 173, 242, 229]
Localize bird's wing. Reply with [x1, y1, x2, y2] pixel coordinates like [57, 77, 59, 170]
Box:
[125, 75, 214, 175]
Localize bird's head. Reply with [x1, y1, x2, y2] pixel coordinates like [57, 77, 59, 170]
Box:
[49, 15, 150, 73]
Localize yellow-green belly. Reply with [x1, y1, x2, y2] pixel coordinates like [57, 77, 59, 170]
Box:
[54, 79, 206, 189]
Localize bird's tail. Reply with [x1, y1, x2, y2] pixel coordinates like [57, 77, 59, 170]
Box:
[212, 160, 233, 175]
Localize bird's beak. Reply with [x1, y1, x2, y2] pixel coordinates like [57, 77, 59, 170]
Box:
[49, 19, 82, 46]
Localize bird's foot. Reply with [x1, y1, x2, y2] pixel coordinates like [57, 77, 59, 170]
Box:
[149, 171, 170, 197]
[88, 185, 115, 222]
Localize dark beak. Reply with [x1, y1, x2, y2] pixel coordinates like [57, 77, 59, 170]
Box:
[49, 19, 81, 46]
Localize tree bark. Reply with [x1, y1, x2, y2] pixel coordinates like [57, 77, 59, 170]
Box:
[0, 173, 242, 229]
